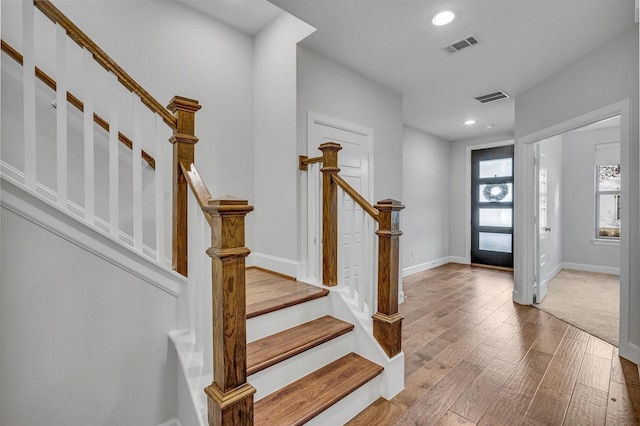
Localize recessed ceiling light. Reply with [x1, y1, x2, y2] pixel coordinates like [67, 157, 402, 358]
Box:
[464, 119, 476, 125]
[432, 11, 455, 26]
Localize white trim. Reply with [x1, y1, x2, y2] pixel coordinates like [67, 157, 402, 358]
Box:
[402, 256, 451, 277]
[465, 140, 515, 265]
[157, 419, 182, 426]
[169, 330, 208, 426]
[514, 99, 633, 362]
[1, 160, 171, 267]
[449, 256, 470, 265]
[560, 262, 620, 276]
[1, 178, 185, 297]
[591, 238, 620, 246]
[248, 252, 301, 278]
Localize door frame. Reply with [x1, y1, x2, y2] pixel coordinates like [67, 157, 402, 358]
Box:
[464, 140, 515, 264]
[514, 99, 632, 360]
[303, 111, 374, 284]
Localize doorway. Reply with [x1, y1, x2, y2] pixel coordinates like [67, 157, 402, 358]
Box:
[514, 99, 632, 361]
[470, 145, 514, 268]
[304, 112, 373, 286]
[532, 116, 621, 345]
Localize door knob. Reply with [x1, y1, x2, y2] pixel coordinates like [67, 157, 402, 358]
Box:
[542, 226, 551, 232]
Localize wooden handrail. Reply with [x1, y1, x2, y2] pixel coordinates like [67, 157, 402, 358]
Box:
[33, 0, 177, 130]
[179, 161, 213, 210]
[332, 174, 380, 221]
[312, 141, 404, 358]
[169, 99, 256, 423]
[1, 39, 156, 169]
[299, 155, 323, 171]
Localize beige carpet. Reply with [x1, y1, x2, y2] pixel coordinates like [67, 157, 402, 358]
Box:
[535, 269, 619, 346]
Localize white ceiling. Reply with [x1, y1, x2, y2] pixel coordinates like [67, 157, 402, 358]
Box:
[180, 0, 636, 142]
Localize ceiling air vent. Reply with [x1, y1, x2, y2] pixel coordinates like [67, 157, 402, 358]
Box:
[475, 90, 510, 104]
[442, 34, 479, 54]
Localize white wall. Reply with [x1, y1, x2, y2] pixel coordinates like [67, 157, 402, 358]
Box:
[538, 135, 564, 278]
[252, 13, 314, 276]
[448, 132, 515, 261]
[296, 47, 403, 279]
[401, 125, 450, 274]
[515, 25, 639, 362]
[561, 127, 620, 270]
[296, 47, 403, 202]
[0, 206, 179, 426]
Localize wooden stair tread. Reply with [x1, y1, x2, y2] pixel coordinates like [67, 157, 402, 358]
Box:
[246, 274, 328, 318]
[254, 353, 383, 426]
[247, 315, 354, 376]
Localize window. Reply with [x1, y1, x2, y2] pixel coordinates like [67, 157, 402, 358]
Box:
[596, 164, 620, 238]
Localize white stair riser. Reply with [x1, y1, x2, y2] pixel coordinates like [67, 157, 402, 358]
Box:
[249, 332, 353, 401]
[246, 296, 329, 342]
[305, 374, 383, 426]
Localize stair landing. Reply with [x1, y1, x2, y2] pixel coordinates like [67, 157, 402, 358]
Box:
[246, 267, 328, 318]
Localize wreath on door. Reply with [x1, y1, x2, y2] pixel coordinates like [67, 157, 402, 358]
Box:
[483, 183, 509, 202]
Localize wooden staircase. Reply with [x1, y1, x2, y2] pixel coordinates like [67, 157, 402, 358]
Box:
[246, 268, 384, 425]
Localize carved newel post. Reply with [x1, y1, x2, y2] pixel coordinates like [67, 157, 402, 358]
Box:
[204, 196, 255, 426]
[373, 199, 405, 358]
[319, 142, 341, 287]
[168, 96, 201, 277]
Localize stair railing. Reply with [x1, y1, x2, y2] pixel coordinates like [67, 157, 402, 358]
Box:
[6, 1, 256, 423]
[300, 142, 404, 358]
[172, 100, 256, 424]
[3, 0, 176, 262]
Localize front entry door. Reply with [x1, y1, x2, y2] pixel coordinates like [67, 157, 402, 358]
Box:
[471, 145, 514, 268]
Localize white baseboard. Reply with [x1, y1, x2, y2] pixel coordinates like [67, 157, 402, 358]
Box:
[248, 252, 301, 278]
[449, 256, 470, 265]
[561, 262, 620, 276]
[546, 263, 563, 282]
[402, 256, 451, 277]
[157, 419, 182, 426]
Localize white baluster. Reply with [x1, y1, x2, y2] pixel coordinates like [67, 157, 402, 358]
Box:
[108, 72, 120, 239]
[83, 48, 95, 224]
[188, 192, 197, 338]
[307, 163, 320, 283]
[371, 219, 378, 315]
[132, 95, 143, 252]
[201, 209, 213, 378]
[55, 24, 68, 207]
[356, 204, 365, 313]
[313, 164, 321, 282]
[23, 1, 36, 190]
[154, 114, 165, 263]
[338, 187, 345, 287]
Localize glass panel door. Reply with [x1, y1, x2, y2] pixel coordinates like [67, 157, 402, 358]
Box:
[471, 145, 514, 268]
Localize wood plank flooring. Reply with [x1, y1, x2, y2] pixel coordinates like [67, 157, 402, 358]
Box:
[246, 267, 328, 318]
[347, 263, 640, 426]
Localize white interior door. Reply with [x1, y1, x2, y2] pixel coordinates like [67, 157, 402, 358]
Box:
[535, 146, 550, 303]
[306, 113, 372, 290]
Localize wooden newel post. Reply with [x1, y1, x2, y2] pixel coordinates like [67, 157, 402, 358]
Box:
[168, 96, 201, 276]
[319, 142, 341, 287]
[373, 199, 405, 358]
[203, 196, 255, 426]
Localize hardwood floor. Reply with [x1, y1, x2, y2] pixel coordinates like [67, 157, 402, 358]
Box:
[347, 263, 640, 426]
